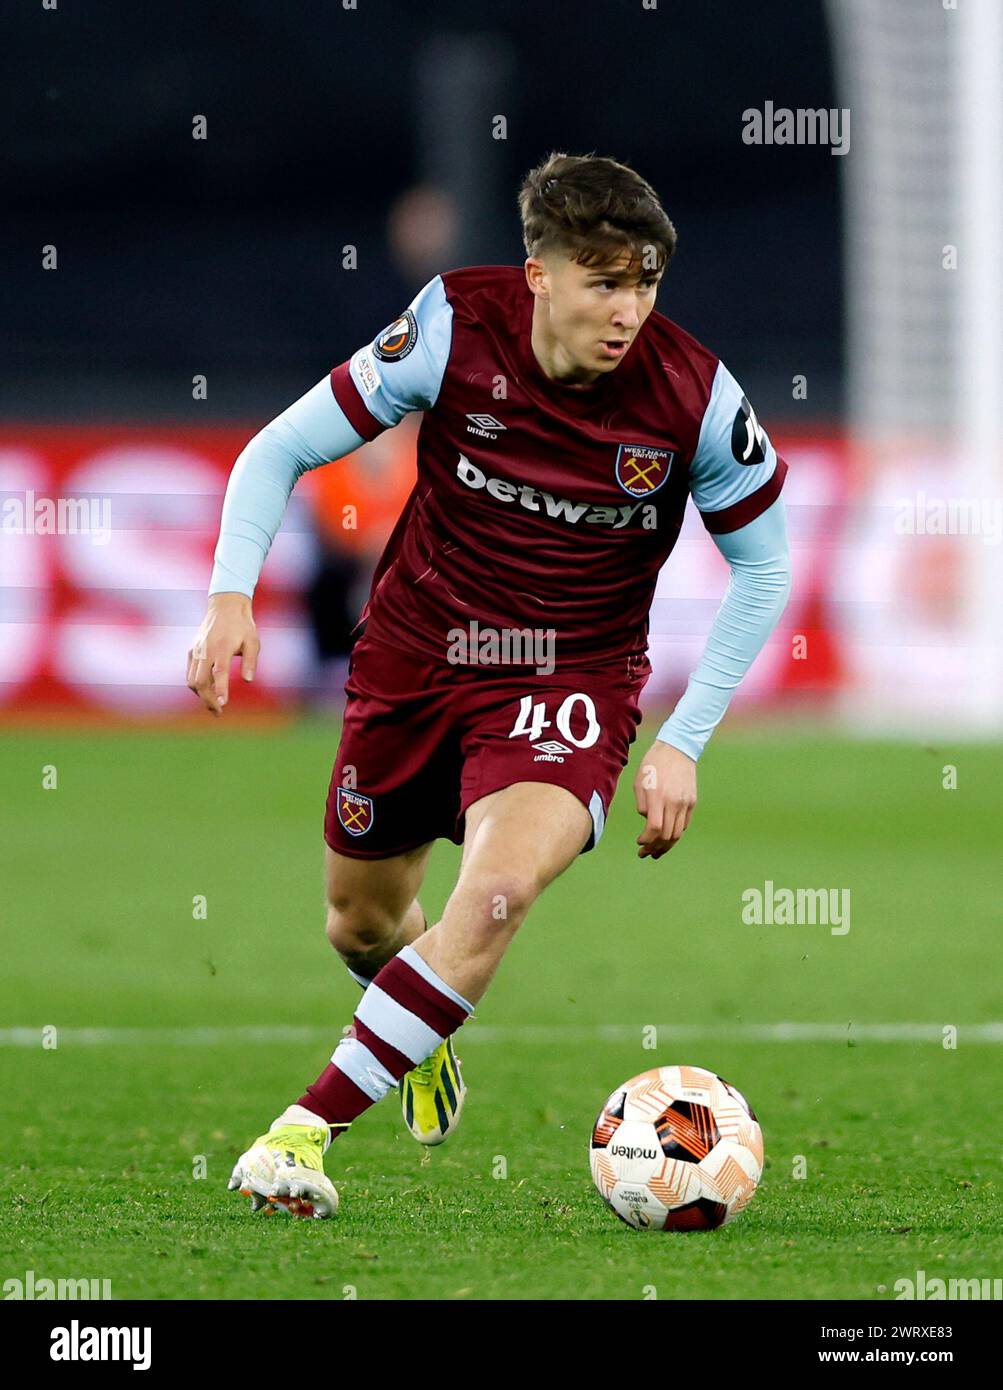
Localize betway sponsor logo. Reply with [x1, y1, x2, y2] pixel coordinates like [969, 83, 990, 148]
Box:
[456, 455, 652, 529]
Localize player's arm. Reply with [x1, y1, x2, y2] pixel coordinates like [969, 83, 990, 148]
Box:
[187, 277, 453, 715]
[635, 363, 792, 859]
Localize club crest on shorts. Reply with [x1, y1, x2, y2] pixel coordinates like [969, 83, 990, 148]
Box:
[614, 444, 674, 497]
[373, 310, 418, 362]
[337, 788, 374, 837]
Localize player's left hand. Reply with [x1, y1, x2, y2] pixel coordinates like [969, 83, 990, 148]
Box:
[633, 740, 697, 860]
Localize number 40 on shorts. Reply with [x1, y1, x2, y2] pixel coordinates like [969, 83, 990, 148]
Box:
[507, 693, 601, 748]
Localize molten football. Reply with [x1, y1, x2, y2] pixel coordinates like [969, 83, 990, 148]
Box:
[590, 1065, 764, 1231]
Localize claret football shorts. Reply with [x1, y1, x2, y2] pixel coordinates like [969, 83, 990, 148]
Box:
[324, 633, 651, 859]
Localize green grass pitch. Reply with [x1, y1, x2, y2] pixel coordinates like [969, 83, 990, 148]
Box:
[1, 722, 1000, 1300]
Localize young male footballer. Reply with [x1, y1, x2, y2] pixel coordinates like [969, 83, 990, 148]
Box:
[187, 152, 792, 1218]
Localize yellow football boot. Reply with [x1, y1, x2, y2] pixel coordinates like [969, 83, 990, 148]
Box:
[399, 1037, 466, 1145]
[228, 1105, 342, 1218]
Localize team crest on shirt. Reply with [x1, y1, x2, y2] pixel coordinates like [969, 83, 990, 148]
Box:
[614, 444, 674, 497]
[337, 788, 374, 837]
[373, 310, 418, 362]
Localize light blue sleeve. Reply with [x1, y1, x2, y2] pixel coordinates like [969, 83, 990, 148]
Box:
[340, 275, 453, 430]
[689, 360, 779, 520]
[656, 497, 792, 761]
[208, 276, 454, 599]
[208, 378, 365, 598]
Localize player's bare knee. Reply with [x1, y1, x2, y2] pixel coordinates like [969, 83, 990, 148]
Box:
[325, 898, 395, 960]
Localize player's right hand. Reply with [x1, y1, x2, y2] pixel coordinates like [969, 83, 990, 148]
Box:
[186, 592, 260, 716]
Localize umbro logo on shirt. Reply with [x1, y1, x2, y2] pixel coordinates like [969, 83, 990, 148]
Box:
[466, 413, 506, 439]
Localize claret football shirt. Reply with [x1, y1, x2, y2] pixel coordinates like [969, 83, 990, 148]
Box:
[330, 265, 786, 670]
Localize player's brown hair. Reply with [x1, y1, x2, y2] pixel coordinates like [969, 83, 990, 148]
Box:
[518, 151, 677, 274]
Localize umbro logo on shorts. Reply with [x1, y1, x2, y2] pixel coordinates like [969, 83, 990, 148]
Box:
[532, 739, 573, 763]
[337, 788, 374, 836]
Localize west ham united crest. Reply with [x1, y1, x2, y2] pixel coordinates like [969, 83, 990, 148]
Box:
[614, 444, 674, 497]
[337, 787, 374, 837]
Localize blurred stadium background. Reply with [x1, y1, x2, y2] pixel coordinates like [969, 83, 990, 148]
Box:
[6, 0, 998, 730]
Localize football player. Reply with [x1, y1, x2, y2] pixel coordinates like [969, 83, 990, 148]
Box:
[187, 151, 791, 1217]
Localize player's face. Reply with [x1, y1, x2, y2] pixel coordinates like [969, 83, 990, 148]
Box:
[526, 249, 662, 384]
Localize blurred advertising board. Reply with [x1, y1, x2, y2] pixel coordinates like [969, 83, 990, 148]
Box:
[0, 423, 845, 719]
